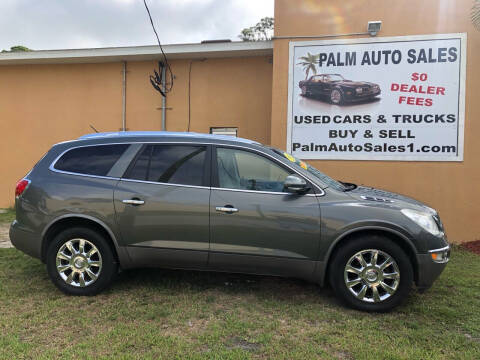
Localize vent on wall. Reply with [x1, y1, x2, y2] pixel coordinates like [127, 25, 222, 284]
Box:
[210, 127, 238, 137]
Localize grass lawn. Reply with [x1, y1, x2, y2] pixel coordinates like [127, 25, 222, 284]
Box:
[0, 243, 478, 360]
[0, 208, 15, 224]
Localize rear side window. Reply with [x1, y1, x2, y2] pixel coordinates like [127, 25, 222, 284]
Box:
[54, 144, 129, 176]
[125, 145, 206, 186]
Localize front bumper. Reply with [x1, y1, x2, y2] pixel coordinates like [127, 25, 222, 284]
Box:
[416, 245, 450, 290]
[345, 89, 381, 101]
[9, 220, 42, 259]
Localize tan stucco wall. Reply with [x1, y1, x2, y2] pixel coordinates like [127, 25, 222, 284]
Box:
[0, 56, 272, 208]
[272, 0, 480, 243]
[125, 56, 273, 142]
[0, 62, 124, 206]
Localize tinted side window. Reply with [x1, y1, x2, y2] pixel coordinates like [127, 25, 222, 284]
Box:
[125, 145, 206, 186]
[216, 148, 292, 192]
[54, 144, 129, 176]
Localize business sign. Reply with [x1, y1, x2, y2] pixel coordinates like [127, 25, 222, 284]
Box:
[287, 34, 466, 161]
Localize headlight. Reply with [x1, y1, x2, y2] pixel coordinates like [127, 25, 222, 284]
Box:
[355, 88, 363, 94]
[429, 246, 450, 263]
[401, 208, 442, 236]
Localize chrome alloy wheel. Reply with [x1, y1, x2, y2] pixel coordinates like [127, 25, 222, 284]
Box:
[56, 238, 102, 287]
[344, 249, 400, 303]
[330, 89, 342, 103]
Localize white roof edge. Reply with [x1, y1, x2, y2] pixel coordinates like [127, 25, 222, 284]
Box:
[0, 41, 273, 65]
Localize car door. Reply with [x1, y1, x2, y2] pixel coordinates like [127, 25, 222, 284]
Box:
[309, 75, 323, 96]
[208, 146, 321, 279]
[114, 143, 211, 269]
[320, 75, 332, 97]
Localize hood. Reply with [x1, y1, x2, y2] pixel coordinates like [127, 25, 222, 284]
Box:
[338, 80, 376, 88]
[347, 185, 435, 213]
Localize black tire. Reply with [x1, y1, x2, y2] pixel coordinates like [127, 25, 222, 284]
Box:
[328, 235, 413, 312]
[330, 88, 344, 105]
[46, 227, 118, 296]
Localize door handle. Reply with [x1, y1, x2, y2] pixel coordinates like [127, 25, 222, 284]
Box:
[122, 199, 145, 205]
[216, 206, 238, 214]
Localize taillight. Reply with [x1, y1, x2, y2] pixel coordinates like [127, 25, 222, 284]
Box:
[15, 179, 30, 198]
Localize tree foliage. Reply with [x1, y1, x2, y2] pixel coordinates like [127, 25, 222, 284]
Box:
[1, 45, 32, 53]
[297, 52, 319, 80]
[239, 17, 274, 41]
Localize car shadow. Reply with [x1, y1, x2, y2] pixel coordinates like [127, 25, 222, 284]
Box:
[111, 267, 338, 305]
[300, 93, 381, 106]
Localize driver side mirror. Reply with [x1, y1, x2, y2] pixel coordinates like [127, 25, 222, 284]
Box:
[284, 175, 309, 194]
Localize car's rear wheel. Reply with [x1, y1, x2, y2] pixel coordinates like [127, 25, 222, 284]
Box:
[330, 88, 344, 104]
[46, 227, 117, 295]
[329, 235, 413, 312]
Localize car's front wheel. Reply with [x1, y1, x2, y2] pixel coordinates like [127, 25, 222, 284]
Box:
[330, 88, 344, 104]
[329, 235, 413, 312]
[46, 227, 117, 295]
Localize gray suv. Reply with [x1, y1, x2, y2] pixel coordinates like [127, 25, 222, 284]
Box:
[10, 132, 450, 312]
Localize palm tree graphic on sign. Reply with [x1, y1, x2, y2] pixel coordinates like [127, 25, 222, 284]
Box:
[297, 52, 319, 80]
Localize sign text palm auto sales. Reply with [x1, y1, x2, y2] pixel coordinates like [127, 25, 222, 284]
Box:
[287, 34, 466, 161]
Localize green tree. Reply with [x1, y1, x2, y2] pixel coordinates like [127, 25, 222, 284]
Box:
[297, 52, 319, 80]
[239, 17, 274, 41]
[1, 45, 32, 53]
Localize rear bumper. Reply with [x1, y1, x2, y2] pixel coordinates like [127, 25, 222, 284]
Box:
[9, 220, 42, 260]
[416, 245, 450, 290]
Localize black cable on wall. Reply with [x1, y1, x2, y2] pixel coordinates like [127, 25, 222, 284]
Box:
[142, 0, 174, 96]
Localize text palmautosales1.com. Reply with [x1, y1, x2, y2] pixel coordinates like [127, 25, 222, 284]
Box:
[292, 142, 456, 154]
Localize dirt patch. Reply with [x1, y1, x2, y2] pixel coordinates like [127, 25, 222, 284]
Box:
[332, 350, 354, 360]
[461, 240, 480, 255]
[0, 223, 12, 248]
[228, 337, 262, 352]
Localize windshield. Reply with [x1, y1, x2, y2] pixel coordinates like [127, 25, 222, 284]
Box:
[324, 74, 344, 82]
[270, 149, 347, 192]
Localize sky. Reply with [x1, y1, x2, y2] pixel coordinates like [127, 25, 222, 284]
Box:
[0, 0, 274, 51]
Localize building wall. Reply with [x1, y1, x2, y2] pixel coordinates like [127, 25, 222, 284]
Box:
[0, 56, 272, 207]
[272, 0, 480, 243]
[0, 62, 124, 207]
[125, 56, 273, 142]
